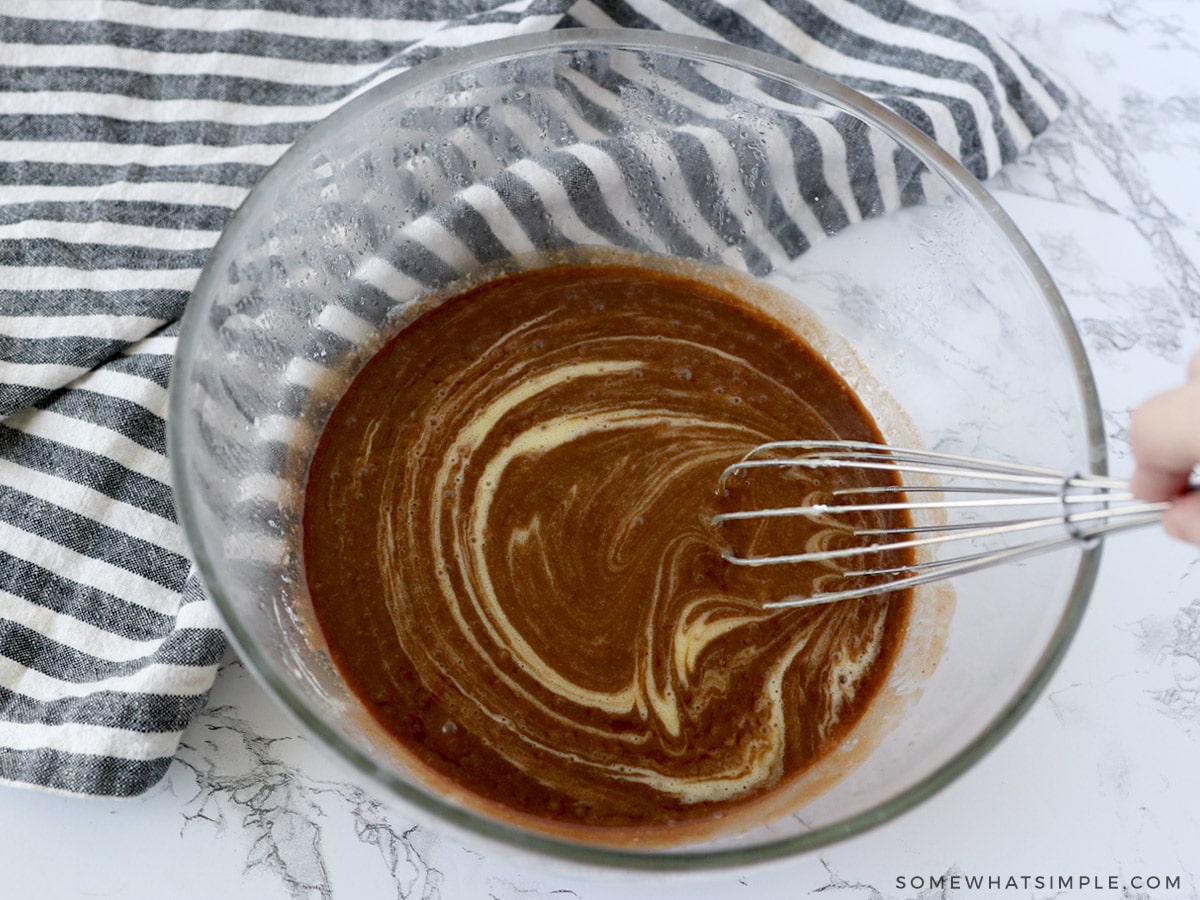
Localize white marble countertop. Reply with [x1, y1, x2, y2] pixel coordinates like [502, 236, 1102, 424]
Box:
[4, 0, 1199, 896]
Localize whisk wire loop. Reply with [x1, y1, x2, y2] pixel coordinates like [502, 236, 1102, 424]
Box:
[713, 440, 1169, 609]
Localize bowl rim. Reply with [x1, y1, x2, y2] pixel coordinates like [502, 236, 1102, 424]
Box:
[169, 26, 1104, 871]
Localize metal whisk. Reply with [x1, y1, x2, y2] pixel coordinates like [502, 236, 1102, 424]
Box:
[713, 440, 1170, 609]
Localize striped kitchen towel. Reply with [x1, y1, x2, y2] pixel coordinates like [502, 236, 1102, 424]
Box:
[0, 0, 1066, 797]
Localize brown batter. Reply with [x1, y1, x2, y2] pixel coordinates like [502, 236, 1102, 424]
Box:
[302, 258, 912, 839]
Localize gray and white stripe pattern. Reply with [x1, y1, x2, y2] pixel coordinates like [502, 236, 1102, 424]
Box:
[0, 0, 1066, 797]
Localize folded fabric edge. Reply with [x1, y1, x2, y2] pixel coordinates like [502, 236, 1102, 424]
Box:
[0, 569, 224, 797]
[0, 738, 182, 799]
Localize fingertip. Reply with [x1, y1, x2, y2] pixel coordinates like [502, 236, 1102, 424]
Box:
[1188, 349, 1200, 381]
[1130, 466, 1191, 503]
[1161, 492, 1200, 547]
[1128, 380, 1200, 485]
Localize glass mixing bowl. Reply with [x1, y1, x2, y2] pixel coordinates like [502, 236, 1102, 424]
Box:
[169, 29, 1103, 869]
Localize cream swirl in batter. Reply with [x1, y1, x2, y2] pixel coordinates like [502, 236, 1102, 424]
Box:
[302, 258, 911, 834]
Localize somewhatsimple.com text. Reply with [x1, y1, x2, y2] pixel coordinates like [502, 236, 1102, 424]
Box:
[895, 873, 1182, 893]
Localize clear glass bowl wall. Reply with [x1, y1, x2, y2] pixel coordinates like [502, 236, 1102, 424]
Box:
[170, 30, 1103, 870]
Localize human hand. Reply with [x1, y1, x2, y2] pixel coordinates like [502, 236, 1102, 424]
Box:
[1129, 352, 1200, 544]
